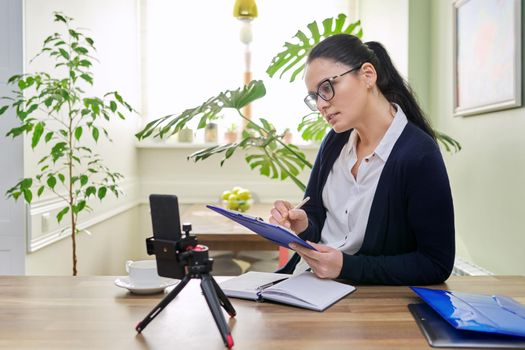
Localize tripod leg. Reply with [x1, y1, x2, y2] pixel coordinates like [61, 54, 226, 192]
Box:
[210, 275, 236, 317]
[135, 274, 191, 333]
[200, 274, 234, 349]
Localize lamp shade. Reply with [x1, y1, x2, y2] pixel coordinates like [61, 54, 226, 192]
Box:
[233, 0, 258, 20]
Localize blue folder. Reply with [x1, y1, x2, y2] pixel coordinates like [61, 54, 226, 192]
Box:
[411, 286, 525, 338]
[206, 205, 316, 251]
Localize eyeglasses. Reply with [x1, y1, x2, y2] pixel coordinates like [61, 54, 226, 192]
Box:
[304, 63, 363, 111]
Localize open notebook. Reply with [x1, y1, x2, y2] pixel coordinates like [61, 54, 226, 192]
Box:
[218, 271, 355, 312]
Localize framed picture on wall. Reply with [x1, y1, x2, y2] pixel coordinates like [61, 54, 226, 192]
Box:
[453, 0, 522, 117]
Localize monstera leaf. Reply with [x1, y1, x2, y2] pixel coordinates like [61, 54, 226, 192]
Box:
[246, 144, 307, 192]
[436, 131, 462, 153]
[266, 14, 362, 82]
[244, 118, 308, 191]
[297, 112, 462, 153]
[268, 13, 461, 154]
[298, 113, 330, 142]
[135, 13, 461, 195]
[135, 80, 266, 140]
[188, 117, 310, 192]
[137, 78, 312, 190]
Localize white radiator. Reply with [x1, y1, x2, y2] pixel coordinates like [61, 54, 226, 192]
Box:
[452, 257, 493, 276]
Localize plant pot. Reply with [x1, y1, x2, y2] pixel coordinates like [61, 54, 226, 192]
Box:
[224, 131, 238, 143]
[283, 131, 293, 144]
[205, 123, 218, 143]
[178, 128, 194, 143]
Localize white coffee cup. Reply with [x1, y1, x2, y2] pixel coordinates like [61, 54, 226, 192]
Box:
[126, 260, 161, 286]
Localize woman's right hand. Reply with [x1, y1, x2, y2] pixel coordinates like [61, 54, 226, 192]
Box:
[269, 200, 308, 234]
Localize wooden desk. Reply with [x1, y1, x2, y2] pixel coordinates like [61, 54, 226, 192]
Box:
[180, 203, 276, 252]
[1, 276, 524, 349]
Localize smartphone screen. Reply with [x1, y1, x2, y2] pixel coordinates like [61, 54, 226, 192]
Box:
[149, 194, 185, 279]
[149, 194, 182, 241]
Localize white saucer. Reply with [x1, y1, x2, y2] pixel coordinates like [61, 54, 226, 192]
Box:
[114, 276, 179, 295]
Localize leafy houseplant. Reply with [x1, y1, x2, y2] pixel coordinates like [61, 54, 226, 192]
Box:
[137, 80, 311, 190]
[136, 14, 461, 191]
[178, 127, 194, 143]
[282, 128, 293, 144]
[204, 122, 218, 143]
[0, 13, 135, 275]
[224, 123, 238, 143]
[266, 14, 462, 154]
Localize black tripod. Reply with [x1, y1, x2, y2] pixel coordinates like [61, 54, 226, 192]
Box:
[135, 224, 236, 349]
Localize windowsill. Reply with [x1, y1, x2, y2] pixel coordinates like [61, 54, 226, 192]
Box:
[135, 140, 321, 150]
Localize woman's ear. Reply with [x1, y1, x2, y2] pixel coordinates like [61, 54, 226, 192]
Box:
[360, 62, 377, 88]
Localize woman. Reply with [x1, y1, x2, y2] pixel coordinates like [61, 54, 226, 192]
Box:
[270, 34, 455, 285]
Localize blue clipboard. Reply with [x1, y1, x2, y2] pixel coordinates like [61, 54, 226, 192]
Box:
[206, 205, 317, 251]
[411, 286, 525, 338]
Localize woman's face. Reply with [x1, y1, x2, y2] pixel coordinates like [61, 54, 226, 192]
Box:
[304, 58, 368, 133]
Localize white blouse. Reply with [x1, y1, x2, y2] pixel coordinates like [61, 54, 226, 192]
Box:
[294, 104, 408, 274]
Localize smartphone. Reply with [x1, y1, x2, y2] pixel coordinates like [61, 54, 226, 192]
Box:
[149, 194, 185, 279]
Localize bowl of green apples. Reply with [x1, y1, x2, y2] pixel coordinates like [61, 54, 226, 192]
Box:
[221, 186, 253, 212]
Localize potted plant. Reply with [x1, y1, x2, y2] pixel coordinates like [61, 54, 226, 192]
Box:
[0, 13, 135, 275]
[178, 127, 194, 143]
[205, 122, 218, 143]
[204, 113, 221, 143]
[266, 14, 462, 153]
[224, 123, 238, 143]
[136, 14, 460, 191]
[282, 128, 293, 144]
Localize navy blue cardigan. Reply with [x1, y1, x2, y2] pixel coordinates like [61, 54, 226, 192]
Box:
[278, 122, 455, 285]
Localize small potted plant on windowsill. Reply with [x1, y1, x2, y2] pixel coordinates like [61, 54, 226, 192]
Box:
[283, 128, 293, 144]
[178, 127, 194, 143]
[204, 114, 221, 143]
[224, 123, 238, 143]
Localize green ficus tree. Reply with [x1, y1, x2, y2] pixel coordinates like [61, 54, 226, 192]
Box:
[0, 13, 135, 275]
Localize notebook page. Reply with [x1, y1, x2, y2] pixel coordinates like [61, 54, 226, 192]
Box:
[262, 271, 355, 311]
[219, 271, 290, 301]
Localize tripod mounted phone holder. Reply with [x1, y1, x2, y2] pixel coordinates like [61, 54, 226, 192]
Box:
[135, 223, 236, 349]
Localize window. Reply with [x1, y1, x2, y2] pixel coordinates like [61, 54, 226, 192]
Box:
[143, 0, 351, 142]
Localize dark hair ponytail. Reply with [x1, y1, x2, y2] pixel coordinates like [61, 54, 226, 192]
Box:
[308, 35, 435, 139]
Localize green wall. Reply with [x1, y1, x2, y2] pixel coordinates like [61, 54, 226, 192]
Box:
[408, 0, 431, 114]
[414, 0, 525, 275]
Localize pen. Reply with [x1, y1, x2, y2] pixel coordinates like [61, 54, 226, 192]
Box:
[256, 278, 289, 291]
[293, 196, 310, 210]
[281, 197, 310, 225]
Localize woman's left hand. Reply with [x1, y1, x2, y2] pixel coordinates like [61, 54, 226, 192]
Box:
[289, 242, 343, 279]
